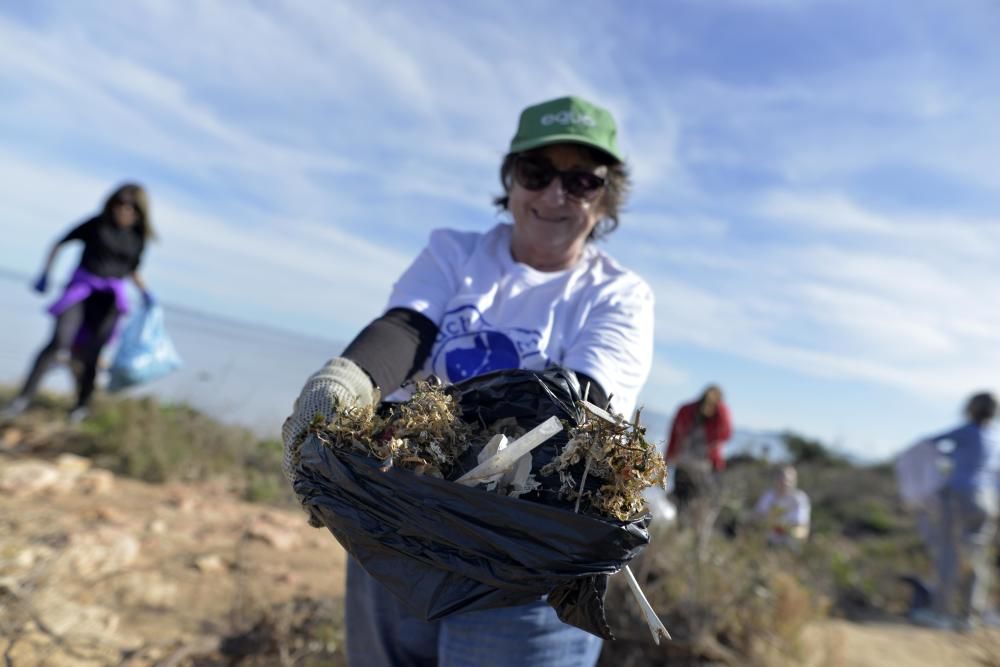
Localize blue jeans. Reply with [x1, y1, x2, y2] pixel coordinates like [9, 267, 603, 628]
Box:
[345, 557, 603, 667]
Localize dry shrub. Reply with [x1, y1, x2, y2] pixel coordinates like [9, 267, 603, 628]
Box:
[153, 597, 346, 667]
[600, 523, 825, 666]
[213, 596, 345, 667]
[77, 397, 267, 485]
[0, 391, 296, 505]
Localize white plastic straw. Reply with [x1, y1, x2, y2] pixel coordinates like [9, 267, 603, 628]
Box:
[624, 565, 671, 644]
[455, 416, 562, 486]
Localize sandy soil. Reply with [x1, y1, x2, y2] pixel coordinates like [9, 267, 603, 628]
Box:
[803, 618, 999, 667]
[0, 424, 346, 666]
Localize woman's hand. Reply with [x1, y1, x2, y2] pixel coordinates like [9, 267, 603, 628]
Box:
[34, 243, 62, 295]
[281, 357, 377, 518]
[31, 273, 48, 294]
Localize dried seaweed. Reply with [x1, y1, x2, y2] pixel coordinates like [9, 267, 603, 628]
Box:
[540, 404, 666, 521]
[313, 380, 473, 478]
[314, 382, 665, 521]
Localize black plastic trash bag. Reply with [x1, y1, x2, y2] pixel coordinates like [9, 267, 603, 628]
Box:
[294, 367, 650, 639]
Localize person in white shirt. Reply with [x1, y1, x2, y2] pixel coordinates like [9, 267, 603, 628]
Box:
[281, 96, 654, 667]
[754, 465, 811, 547]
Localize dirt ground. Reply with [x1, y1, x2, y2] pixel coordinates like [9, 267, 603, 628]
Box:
[803, 619, 999, 667]
[0, 426, 347, 666]
[2, 423, 999, 666]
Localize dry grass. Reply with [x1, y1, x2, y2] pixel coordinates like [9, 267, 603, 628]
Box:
[600, 494, 826, 666]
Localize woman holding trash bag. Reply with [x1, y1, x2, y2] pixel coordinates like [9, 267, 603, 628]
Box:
[282, 96, 654, 667]
[0, 183, 155, 424]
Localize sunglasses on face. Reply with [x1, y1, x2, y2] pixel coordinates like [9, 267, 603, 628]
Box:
[513, 156, 607, 200]
[113, 199, 139, 212]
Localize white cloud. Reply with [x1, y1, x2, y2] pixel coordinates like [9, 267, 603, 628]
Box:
[760, 192, 894, 233]
[640, 186, 1000, 405]
[2, 1, 999, 458]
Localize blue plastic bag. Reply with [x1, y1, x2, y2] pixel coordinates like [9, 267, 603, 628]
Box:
[108, 304, 182, 391]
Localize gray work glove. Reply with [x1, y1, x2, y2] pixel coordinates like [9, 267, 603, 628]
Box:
[282, 357, 376, 519]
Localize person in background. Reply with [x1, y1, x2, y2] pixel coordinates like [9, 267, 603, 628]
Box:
[911, 391, 999, 631]
[665, 384, 732, 508]
[0, 183, 155, 424]
[753, 465, 811, 548]
[282, 95, 654, 667]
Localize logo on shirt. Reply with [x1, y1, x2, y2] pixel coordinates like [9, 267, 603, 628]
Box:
[431, 305, 545, 383]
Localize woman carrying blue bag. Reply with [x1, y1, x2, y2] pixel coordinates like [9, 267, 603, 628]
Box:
[1, 182, 156, 424]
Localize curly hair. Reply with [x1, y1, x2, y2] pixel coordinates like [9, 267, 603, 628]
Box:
[492, 146, 631, 241]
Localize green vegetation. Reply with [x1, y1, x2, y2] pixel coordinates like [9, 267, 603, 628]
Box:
[782, 431, 851, 467]
[0, 387, 295, 506]
[1, 389, 932, 664]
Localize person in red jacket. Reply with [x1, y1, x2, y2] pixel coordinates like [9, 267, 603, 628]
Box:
[666, 384, 732, 470]
[665, 385, 732, 510]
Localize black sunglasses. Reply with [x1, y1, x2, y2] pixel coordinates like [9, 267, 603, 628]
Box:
[113, 199, 140, 213]
[513, 156, 607, 200]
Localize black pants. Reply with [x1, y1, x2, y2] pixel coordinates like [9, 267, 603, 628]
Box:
[19, 292, 119, 409]
[672, 464, 720, 510]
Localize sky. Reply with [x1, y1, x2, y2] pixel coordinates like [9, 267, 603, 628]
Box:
[1, 1, 999, 460]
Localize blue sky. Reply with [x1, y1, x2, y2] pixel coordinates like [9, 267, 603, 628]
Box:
[1, 1, 998, 459]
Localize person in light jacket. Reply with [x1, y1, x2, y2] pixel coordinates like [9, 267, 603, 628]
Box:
[911, 392, 999, 631]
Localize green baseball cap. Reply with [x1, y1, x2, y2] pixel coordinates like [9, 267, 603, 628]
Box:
[509, 95, 624, 163]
